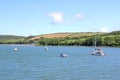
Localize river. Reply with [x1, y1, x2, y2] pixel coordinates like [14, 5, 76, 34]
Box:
[0, 45, 120, 80]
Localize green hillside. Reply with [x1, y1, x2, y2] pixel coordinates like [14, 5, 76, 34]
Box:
[0, 30, 119, 47]
[0, 35, 25, 44]
[34, 31, 120, 47]
[0, 35, 25, 39]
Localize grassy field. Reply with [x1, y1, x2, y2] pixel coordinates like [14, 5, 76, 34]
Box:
[28, 32, 97, 41]
[0, 30, 119, 47]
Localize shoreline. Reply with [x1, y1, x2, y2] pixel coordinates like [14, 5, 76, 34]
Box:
[0, 44, 119, 48]
[0, 44, 35, 46]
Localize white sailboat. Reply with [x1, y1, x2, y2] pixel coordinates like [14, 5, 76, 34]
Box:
[91, 33, 105, 56]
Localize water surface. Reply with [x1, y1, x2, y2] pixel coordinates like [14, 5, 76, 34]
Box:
[0, 45, 120, 80]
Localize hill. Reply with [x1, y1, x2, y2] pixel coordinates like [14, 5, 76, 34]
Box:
[0, 30, 119, 47]
[28, 33, 71, 41]
[28, 31, 119, 47]
[0, 35, 25, 44]
[0, 35, 25, 40]
[27, 32, 97, 41]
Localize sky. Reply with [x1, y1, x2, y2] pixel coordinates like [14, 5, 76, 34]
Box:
[0, 0, 120, 36]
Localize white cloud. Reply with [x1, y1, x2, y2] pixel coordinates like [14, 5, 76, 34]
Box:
[100, 27, 108, 32]
[73, 13, 83, 21]
[48, 12, 63, 25]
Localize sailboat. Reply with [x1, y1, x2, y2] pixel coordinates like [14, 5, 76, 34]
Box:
[91, 33, 105, 56]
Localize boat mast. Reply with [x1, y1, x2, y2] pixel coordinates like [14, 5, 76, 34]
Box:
[94, 33, 97, 48]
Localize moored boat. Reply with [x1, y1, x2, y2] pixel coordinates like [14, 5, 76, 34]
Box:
[91, 33, 105, 56]
[14, 48, 18, 51]
[60, 54, 68, 57]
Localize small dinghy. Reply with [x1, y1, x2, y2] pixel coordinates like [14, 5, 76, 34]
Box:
[14, 48, 18, 52]
[45, 47, 48, 51]
[60, 54, 68, 57]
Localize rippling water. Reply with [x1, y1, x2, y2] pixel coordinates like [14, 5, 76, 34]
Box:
[0, 45, 120, 80]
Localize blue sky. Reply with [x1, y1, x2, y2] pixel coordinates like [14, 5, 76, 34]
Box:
[0, 0, 120, 36]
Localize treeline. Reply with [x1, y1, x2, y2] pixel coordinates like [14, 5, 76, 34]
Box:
[37, 37, 83, 46]
[107, 30, 120, 35]
[82, 35, 120, 47]
[36, 35, 120, 47]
